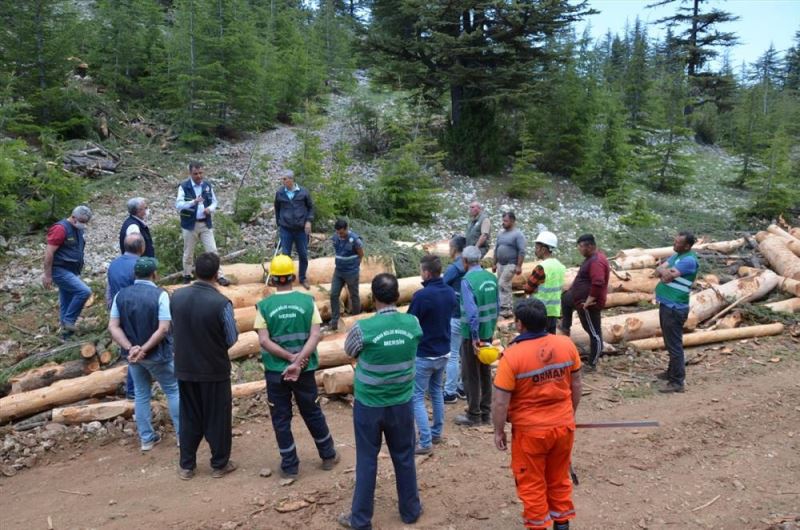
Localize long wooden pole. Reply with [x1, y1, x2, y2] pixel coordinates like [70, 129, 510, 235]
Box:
[628, 323, 785, 351]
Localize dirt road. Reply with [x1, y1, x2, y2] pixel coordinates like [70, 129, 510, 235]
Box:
[2, 339, 799, 529]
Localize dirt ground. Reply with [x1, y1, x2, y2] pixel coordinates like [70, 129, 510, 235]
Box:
[2, 337, 799, 530]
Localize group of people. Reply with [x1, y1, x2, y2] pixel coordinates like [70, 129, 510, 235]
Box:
[41, 165, 700, 529]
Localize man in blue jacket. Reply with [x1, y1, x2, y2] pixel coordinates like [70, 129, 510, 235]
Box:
[326, 218, 364, 331]
[408, 255, 457, 454]
[442, 236, 467, 403]
[274, 169, 314, 289]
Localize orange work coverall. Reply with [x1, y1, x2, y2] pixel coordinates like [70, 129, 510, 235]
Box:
[494, 334, 581, 529]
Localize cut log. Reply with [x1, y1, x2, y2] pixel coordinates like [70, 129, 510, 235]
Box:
[791, 227, 800, 239]
[767, 224, 800, 242]
[98, 350, 113, 365]
[764, 298, 800, 314]
[229, 331, 260, 361]
[787, 239, 800, 259]
[612, 254, 659, 270]
[616, 238, 744, 260]
[220, 256, 395, 286]
[228, 330, 353, 367]
[780, 278, 800, 297]
[80, 342, 97, 359]
[604, 292, 653, 307]
[422, 239, 450, 257]
[716, 312, 743, 329]
[339, 276, 424, 313]
[51, 400, 134, 424]
[165, 283, 271, 309]
[628, 323, 785, 351]
[340, 306, 409, 331]
[0, 365, 127, 424]
[234, 306, 257, 333]
[231, 380, 266, 399]
[85, 357, 100, 373]
[315, 365, 354, 395]
[8, 360, 88, 395]
[756, 235, 800, 280]
[608, 273, 659, 294]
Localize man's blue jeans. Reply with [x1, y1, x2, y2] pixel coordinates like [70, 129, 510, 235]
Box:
[444, 317, 462, 395]
[128, 358, 180, 445]
[51, 267, 91, 326]
[413, 355, 447, 448]
[279, 227, 309, 282]
[350, 399, 421, 530]
[265, 370, 336, 475]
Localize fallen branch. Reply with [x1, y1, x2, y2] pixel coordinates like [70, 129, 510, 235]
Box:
[690, 494, 720, 512]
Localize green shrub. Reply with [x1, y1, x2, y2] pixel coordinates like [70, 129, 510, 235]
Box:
[619, 196, 659, 228]
[369, 145, 441, 225]
[508, 127, 547, 199]
[232, 186, 262, 224]
[151, 213, 242, 274]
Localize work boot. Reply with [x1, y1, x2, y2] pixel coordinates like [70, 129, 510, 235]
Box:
[414, 445, 432, 455]
[211, 460, 237, 478]
[300, 280, 310, 290]
[443, 393, 457, 404]
[553, 520, 570, 530]
[337, 513, 353, 528]
[659, 382, 685, 393]
[656, 371, 669, 381]
[454, 414, 479, 427]
[217, 276, 231, 287]
[177, 467, 195, 480]
[182, 275, 193, 284]
[322, 452, 340, 471]
[480, 415, 491, 425]
[456, 388, 467, 400]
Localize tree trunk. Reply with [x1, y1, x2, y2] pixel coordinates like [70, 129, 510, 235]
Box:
[315, 364, 354, 395]
[628, 323, 784, 351]
[228, 330, 352, 368]
[0, 366, 127, 424]
[616, 238, 745, 260]
[766, 224, 800, 242]
[220, 257, 394, 286]
[764, 298, 800, 314]
[231, 380, 266, 399]
[755, 234, 800, 280]
[604, 292, 653, 307]
[51, 400, 134, 425]
[80, 342, 97, 359]
[8, 360, 90, 395]
[612, 254, 660, 270]
[165, 283, 271, 309]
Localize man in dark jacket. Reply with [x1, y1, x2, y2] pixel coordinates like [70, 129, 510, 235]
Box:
[409, 255, 456, 454]
[560, 234, 610, 370]
[326, 218, 364, 331]
[171, 253, 239, 480]
[274, 169, 314, 289]
[42, 205, 93, 339]
[119, 197, 155, 257]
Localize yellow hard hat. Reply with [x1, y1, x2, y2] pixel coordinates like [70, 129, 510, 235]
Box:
[269, 255, 295, 276]
[477, 344, 500, 365]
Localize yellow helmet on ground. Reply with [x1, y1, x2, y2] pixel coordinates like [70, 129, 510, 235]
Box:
[477, 344, 500, 365]
[269, 255, 295, 277]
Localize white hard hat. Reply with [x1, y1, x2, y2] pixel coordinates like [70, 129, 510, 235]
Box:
[535, 231, 558, 249]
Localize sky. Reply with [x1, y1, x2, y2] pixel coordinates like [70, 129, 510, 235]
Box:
[577, 0, 800, 68]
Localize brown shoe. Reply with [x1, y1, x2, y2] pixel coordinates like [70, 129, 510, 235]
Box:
[211, 460, 237, 478]
[178, 467, 195, 480]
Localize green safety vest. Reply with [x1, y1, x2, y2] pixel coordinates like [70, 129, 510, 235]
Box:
[354, 311, 422, 407]
[460, 268, 499, 340]
[654, 251, 698, 306]
[535, 258, 566, 318]
[256, 291, 319, 373]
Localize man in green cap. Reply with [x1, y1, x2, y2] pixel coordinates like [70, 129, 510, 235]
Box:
[108, 257, 180, 452]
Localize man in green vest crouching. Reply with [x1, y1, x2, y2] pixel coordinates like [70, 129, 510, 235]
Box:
[338, 273, 424, 529]
[524, 231, 567, 334]
[255, 254, 339, 479]
[454, 245, 499, 427]
[653, 231, 699, 394]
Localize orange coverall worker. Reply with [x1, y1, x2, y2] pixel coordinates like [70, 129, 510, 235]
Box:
[493, 330, 582, 529]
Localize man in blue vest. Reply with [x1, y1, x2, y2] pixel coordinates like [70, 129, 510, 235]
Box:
[42, 205, 93, 339]
[338, 273, 423, 529]
[653, 231, 698, 394]
[274, 169, 314, 289]
[108, 257, 180, 452]
[119, 197, 155, 257]
[107, 233, 145, 400]
[175, 161, 230, 286]
[326, 218, 364, 331]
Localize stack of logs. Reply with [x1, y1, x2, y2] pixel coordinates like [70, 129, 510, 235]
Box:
[2, 225, 800, 427]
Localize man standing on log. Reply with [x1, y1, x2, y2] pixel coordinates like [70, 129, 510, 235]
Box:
[454, 246, 499, 427]
[171, 253, 238, 480]
[653, 231, 698, 393]
[338, 273, 423, 529]
[108, 257, 180, 452]
[274, 169, 314, 290]
[119, 197, 155, 257]
[42, 205, 93, 340]
[175, 161, 230, 286]
[409, 255, 456, 454]
[107, 233, 146, 400]
[465, 201, 491, 258]
[492, 298, 582, 530]
[255, 254, 339, 479]
[524, 231, 566, 334]
[560, 234, 609, 371]
[442, 235, 467, 403]
[326, 218, 364, 331]
[492, 211, 526, 318]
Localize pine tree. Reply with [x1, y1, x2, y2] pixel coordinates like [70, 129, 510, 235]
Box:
[622, 18, 651, 131]
[578, 92, 629, 196]
[508, 125, 547, 199]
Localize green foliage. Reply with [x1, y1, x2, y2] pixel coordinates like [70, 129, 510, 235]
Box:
[638, 132, 693, 194]
[347, 97, 391, 156]
[619, 196, 659, 228]
[232, 186, 262, 224]
[0, 139, 87, 237]
[151, 213, 241, 274]
[441, 101, 507, 175]
[328, 142, 360, 218]
[578, 96, 629, 196]
[508, 126, 547, 199]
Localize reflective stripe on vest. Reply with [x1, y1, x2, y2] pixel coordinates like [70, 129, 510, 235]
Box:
[271, 331, 310, 343]
[357, 359, 415, 373]
[654, 252, 698, 305]
[355, 371, 415, 386]
[536, 258, 566, 318]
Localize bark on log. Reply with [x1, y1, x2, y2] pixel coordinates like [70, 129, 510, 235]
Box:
[80, 342, 97, 359]
[756, 235, 800, 280]
[612, 254, 660, 270]
[737, 267, 800, 297]
[764, 298, 800, 313]
[616, 238, 745, 260]
[628, 323, 785, 351]
[604, 292, 653, 307]
[608, 274, 660, 293]
[220, 257, 394, 285]
[8, 360, 89, 395]
[0, 365, 127, 424]
[51, 400, 134, 424]
[315, 365, 354, 395]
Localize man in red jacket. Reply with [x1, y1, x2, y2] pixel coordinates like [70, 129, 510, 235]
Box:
[559, 234, 609, 370]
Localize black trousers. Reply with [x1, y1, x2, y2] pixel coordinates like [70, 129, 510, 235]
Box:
[266, 370, 336, 475]
[546, 316, 559, 335]
[561, 291, 604, 366]
[659, 304, 689, 386]
[460, 338, 492, 419]
[178, 379, 232, 471]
